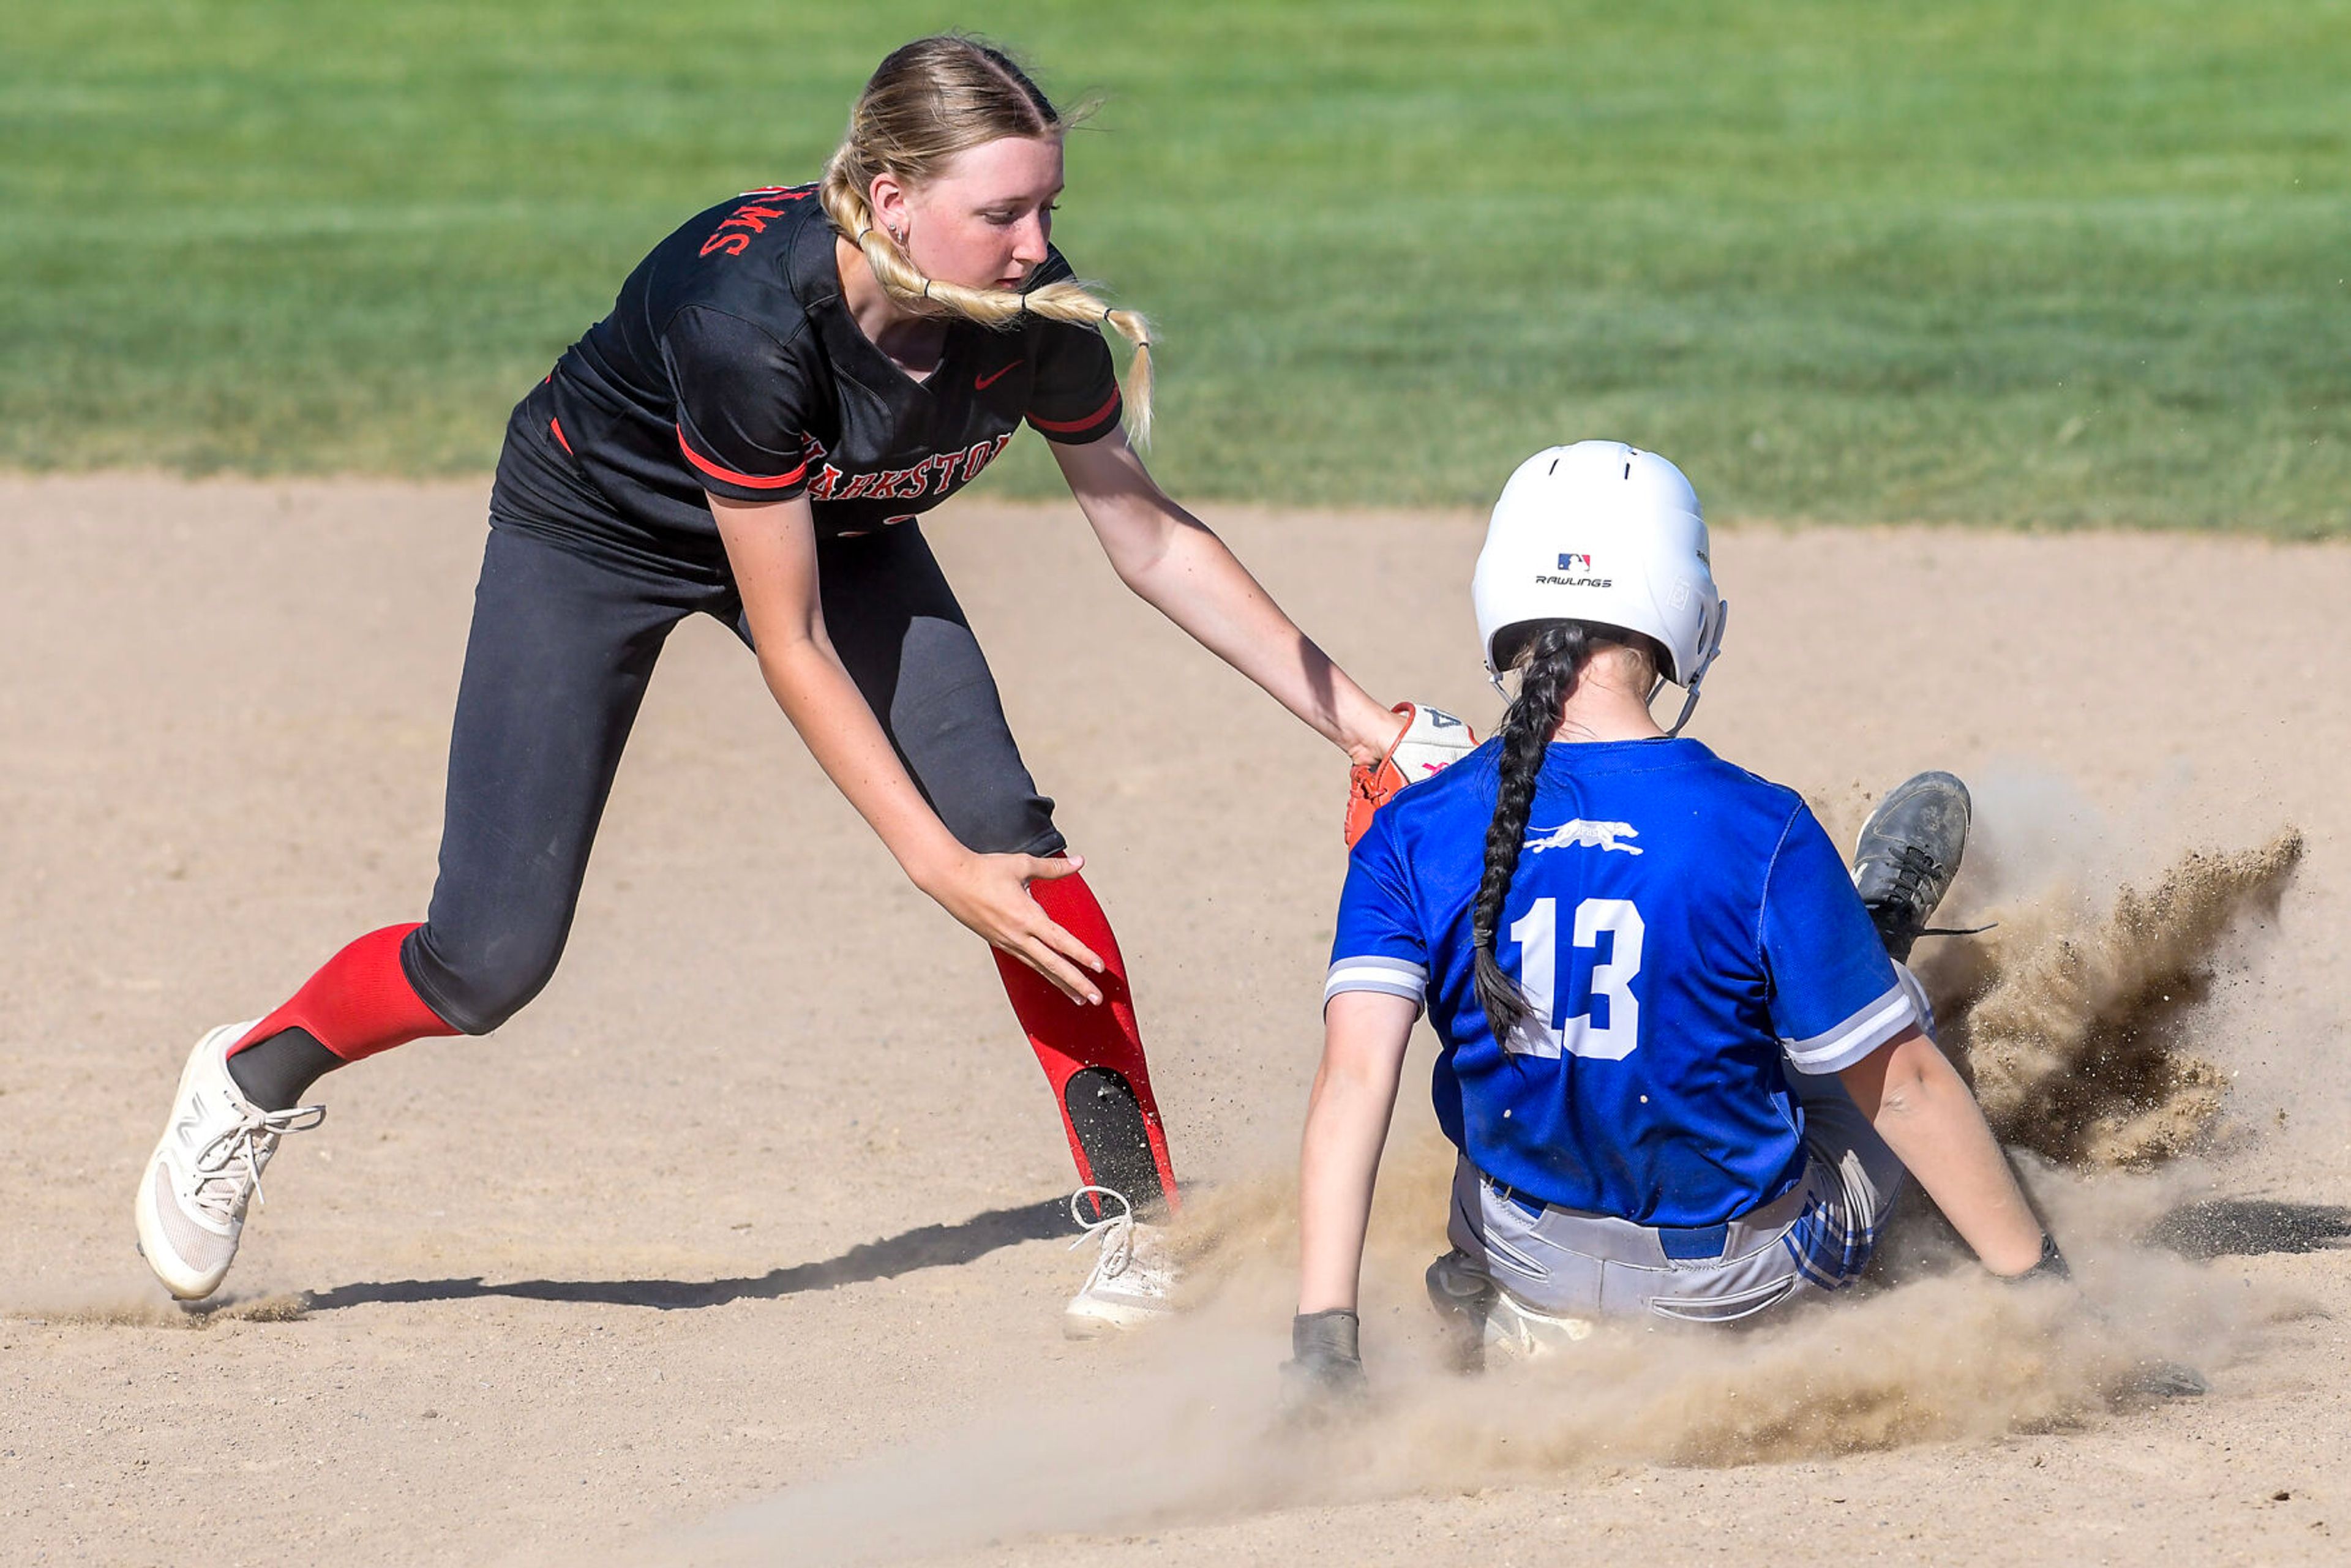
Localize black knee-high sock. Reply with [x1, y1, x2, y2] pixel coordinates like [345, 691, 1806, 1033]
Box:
[226, 1028, 346, 1112]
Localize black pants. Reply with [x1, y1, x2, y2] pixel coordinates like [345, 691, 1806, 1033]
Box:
[403, 520, 1063, 1035]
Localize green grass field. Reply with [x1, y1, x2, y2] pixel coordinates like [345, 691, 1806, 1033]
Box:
[4, 1, 2345, 530]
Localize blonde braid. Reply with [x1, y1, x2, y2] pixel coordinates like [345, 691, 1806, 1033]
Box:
[818, 159, 1155, 445]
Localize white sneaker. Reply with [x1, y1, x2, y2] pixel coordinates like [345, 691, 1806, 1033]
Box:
[1062, 1185, 1177, 1338]
[132, 1021, 324, 1300]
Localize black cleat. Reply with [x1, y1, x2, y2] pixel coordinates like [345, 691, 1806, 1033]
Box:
[1851, 772, 1972, 964]
[1425, 1250, 1499, 1372]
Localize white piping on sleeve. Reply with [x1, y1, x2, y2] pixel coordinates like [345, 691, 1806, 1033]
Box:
[1324, 956, 1428, 1017]
[1780, 980, 1921, 1076]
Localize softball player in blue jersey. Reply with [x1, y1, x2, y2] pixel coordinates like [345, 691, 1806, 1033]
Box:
[1287, 441, 2079, 1384]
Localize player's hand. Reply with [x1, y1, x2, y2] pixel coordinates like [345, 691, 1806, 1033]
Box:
[920, 850, 1106, 1005]
[1344, 703, 1478, 847]
[1280, 1308, 1368, 1416]
[2122, 1356, 2209, 1398]
[2006, 1236, 2207, 1398]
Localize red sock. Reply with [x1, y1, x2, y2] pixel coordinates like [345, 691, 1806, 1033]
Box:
[992, 868, 1180, 1215]
[228, 923, 457, 1062]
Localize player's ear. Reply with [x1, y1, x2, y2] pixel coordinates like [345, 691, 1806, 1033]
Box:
[866, 170, 912, 241]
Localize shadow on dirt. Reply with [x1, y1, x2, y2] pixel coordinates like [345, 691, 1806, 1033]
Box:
[296, 1195, 2345, 1316]
[2141, 1199, 2351, 1260]
[301, 1195, 1076, 1313]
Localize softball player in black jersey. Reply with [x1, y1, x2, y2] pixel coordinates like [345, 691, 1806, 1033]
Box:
[133, 35, 1476, 1331]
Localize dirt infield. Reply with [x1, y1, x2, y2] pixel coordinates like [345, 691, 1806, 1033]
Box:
[2, 476, 2346, 1564]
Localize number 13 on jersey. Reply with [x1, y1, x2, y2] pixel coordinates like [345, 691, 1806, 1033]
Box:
[1504, 897, 1645, 1060]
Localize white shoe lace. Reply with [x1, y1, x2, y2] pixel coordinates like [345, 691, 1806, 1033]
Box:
[1068, 1185, 1138, 1279]
[187, 1103, 325, 1225]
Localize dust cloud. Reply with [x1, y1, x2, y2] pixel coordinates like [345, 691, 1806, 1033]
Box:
[672, 812, 2308, 1565]
[680, 1150, 2268, 1567]
[1919, 832, 2303, 1167]
[2, 1290, 309, 1329]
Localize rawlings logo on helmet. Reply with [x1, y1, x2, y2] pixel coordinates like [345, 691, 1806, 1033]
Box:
[1540, 549, 1611, 589]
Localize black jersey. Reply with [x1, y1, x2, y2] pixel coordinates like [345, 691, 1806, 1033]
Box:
[490, 183, 1123, 563]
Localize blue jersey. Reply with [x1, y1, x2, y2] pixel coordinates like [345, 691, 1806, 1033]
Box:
[1327, 737, 1918, 1228]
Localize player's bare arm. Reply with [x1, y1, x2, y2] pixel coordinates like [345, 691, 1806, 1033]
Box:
[1295, 990, 1417, 1315]
[1053, 428, 1406, 768]
[713, 491, 1106, 1005]
[1836, 1026, 2046, 1275]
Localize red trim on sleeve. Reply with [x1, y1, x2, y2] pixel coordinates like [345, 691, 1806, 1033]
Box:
[1027, 387, 1122, 434]
[549, 417, 572, 455]
[675, 427, 809, 490]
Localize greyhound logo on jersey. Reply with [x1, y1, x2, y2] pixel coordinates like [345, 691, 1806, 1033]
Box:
[1524, 819, 1643, 855]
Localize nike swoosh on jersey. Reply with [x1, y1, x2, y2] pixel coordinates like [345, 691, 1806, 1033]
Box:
[975, 363, 1016, 390]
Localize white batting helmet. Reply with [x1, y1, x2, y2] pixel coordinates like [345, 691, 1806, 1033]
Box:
[1471, 440, 1729, 734]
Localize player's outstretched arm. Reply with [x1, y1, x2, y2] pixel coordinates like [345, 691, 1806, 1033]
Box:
[711, 492, 1108, 1004]
[1297, 991, 1419, 1316]
[1051, 429, 1406, 768]
[1836, 1026, 2047, 1275]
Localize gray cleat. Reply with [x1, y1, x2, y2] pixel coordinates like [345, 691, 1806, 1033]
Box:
[1851, 771, 1972, 963]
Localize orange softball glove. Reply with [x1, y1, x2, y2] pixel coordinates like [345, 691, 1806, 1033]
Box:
[1344, 702, 1478, 847]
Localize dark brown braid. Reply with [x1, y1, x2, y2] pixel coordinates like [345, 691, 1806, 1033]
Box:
[1471, 621, 1597, 1047]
